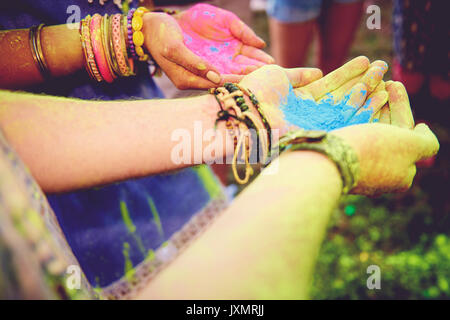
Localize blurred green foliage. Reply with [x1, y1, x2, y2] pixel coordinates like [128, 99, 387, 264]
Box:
[311, 193, 450, 299]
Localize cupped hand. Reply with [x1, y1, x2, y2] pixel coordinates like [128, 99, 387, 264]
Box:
[142, 12, 243, 89]
[176, 4, 275, 75]
[332, 81, 439, 195]
[237, 65, 323, 134]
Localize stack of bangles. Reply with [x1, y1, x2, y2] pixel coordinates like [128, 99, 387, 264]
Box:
[30, 7, 181, 82]
[210, 83, 360, 193]
[78, 7, 159, 83]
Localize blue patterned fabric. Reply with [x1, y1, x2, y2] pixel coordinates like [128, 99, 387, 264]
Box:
[0, 0, 226, 290]
[393, 0, 449, 78]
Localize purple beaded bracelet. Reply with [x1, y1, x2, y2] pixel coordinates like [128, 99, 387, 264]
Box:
[127, 8, 137, 59]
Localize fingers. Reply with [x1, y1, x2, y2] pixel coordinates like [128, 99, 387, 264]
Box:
[376, 104, 391, 124]
[300, 56, 370, 100]
[240, 45, 275, 64]
[370, 80, 386, 97]
[230, 55, 266, 74]
[387, 81, 415, 129]
[412, 123, 440, 161]
[370, 60, 389, 73]
[359, 90, 389, 116]
[320, 75, 363, 104]
[385, 80, 394, 89]
[360, 66, 387, 93]
[163, 41, 222, 84]
[158, 58, 218, 89]
[221, 74, 245, 84]
[398, 165, 417, 192]
[346, 83, 368, 108]
[286, 68, 323, 88]
[230, 16, 266, 48]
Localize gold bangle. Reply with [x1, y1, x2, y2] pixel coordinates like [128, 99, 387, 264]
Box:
[29, 24, 51, 80]
[121, 14, 135, 76]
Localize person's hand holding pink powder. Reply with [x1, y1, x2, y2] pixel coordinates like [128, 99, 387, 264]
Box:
[142, 11, 241, 89]
[176, 4, 275, 76]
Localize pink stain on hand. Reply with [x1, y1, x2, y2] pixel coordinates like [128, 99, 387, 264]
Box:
[178, 4, 258, 74]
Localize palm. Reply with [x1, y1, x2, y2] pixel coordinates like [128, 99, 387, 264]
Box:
[239, 65, 322, 135]
[176, 4, 272, 75]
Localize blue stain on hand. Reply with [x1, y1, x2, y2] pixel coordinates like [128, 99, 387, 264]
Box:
[210, 46, 219, 53]
[280, 85, 377, 131]
[185, 34, 193, 44]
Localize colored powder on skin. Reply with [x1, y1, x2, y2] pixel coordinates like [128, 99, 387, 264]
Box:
[180, 4, 245, 74]
[183, 30, 241, 74]
[280, 86, 377, 131]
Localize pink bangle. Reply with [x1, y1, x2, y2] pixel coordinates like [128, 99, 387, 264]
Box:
[90, 14, 114, 83]
[80, 16, 103, 82]
[111, 14, 130, 76]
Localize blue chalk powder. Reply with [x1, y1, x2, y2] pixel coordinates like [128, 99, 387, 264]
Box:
[280, 86, 377, 131]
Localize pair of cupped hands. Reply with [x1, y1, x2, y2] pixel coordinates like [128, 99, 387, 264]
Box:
[143, 4, 439, 196]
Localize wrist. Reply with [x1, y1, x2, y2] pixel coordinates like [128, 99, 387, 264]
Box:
[141, 12, 159, 56]
[282, 150, 343, 192]
[276, 130, 360, 194]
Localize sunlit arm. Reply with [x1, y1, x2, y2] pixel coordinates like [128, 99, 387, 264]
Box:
[0, 90, 234, 192]
[134, 150, 343, 299]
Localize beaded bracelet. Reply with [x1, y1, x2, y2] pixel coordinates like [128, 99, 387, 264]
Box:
[121, 13, 136, 76]
[220, 83, 271, 163]
[210, 85, 269, 184]
[126, 8, 137, 59]
[131, 7, 150, 62]
[235, 84, 272, 156]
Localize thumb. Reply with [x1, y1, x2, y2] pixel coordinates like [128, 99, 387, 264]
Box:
[284, 68, 323, 88]
[412, 123, 440, 161]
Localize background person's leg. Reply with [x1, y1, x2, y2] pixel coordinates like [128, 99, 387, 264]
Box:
[268, 18, 316, 68]
[318, 0, 363, 74]
[267, 0, 322, 68]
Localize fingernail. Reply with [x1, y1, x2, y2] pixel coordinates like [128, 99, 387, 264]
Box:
[207, 71, 221, 84]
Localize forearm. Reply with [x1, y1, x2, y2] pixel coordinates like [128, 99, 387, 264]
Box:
[0, 24, 84, 89]
[0, 90, 231, 192]
[136, 151, 343, 299]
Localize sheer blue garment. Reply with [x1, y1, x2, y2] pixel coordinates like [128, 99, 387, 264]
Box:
[0, 0, 226, 289]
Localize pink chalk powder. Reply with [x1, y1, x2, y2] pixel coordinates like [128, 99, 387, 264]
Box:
[178, 4, 259, 74]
